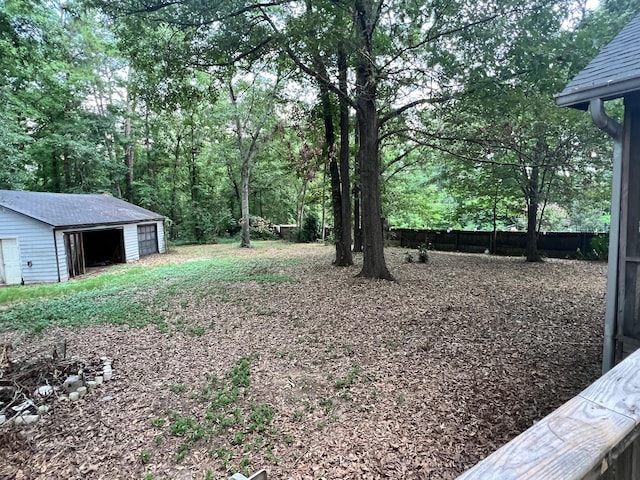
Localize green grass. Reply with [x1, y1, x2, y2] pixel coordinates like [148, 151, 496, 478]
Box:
[0, 249, 293, 334]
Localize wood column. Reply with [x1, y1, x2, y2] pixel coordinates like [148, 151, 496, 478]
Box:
[616, 93, 640, 363]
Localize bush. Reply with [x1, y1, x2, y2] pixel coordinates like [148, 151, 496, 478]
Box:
[248, 216, 277, 240]
[590, 234, 609, 261]
[295, 212, 320, 243]
[418, 244, 429, 263]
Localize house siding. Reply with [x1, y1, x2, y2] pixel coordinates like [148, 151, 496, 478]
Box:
[0, 207, 59, 284]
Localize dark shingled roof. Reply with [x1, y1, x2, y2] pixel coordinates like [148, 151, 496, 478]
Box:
[0, 190, 164, 228]
[556, 13, 640, 110]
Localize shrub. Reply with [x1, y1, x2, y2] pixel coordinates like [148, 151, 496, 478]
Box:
[246, 216, 277, 240]
[295, 212, 320, 243]
[418, 244, 429, 263]
[591, 234, 609, 261]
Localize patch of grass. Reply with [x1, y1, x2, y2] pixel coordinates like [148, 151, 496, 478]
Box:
[151, 418, 165, 427]
[187, 326, 205, 337]
[169, 414, 196, 436]
[169, 384, 187, 394]
[140, 451, 152, 464]
[0, 255, 292, 334]
[335, 365, 361, 389]
[320, 398, 334, 415]
[248, 403, 274, 433]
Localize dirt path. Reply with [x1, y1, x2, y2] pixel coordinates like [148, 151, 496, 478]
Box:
[0, 244, 607, 479]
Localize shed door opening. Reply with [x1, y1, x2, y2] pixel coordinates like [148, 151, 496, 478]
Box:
[65, 229, 125, 278]
[83, 229, 125, 267]
[0, 238, 22, 285]
[138, 224, 158, 257]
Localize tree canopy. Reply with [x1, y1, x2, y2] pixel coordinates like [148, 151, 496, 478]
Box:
[1, 0, 637, 272]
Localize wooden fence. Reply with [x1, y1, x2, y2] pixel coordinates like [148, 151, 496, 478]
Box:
[456, 349, 640, 479]
[387, 229, 606, 259]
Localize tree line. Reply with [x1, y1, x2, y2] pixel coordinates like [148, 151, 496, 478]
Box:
[1, 0, 637, 276]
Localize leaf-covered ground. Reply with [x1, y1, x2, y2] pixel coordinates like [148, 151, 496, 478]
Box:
[0, 243, 606, 480]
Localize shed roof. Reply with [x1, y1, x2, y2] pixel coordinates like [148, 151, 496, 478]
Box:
[555, 13, 640, 110]
[0, 190, 165, 228]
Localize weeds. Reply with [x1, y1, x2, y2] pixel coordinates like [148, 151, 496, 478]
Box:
[140, 451, 152, 464]
[335, 365, 361, 389]
[156, 355, 284, 474]
[169, 384, 187, 394]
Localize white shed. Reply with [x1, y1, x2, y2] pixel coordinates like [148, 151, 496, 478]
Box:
[0, 190, 166, 284]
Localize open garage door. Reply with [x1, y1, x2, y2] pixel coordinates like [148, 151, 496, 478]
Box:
[65, 228, 125, 278]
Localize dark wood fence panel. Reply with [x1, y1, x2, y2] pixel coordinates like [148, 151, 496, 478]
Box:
[387, 229, 606, 259]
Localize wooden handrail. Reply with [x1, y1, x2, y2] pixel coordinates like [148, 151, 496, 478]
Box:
[456, 349, 640, 479]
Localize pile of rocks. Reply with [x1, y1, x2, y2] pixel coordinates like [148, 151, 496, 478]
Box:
[0, 343, 113, 428]
[61, 357, 113, 402]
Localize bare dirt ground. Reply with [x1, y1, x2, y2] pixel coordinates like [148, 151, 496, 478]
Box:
[0, 244, 607, 480]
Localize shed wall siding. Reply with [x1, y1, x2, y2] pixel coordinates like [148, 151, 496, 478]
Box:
[156, 221, 166, 254]
[0, 207, 59, 284]
[124, 223, 139, 261]
[54, 230, 69, 283]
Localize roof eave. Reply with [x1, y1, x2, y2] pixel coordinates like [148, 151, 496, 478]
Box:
[555, 76, 640, 110]
[53, 218, 166, 230]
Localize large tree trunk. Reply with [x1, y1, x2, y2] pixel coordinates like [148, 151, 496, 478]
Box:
[354, 0, 392, 280]
[526, 165, 541, 262]
[356, 100, 392, 279]
[337, 47, 353, 266]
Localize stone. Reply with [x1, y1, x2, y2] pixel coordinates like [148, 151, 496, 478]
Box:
[14, 415, 39, 426]
[63, 375, 83, 393]
[35, 385, 54, 398]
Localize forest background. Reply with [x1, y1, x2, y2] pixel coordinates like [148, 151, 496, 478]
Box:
[1, 0, 638, 253]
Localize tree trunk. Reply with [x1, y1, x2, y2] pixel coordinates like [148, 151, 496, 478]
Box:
[240, 155, 251, 247]
[319, 78, 352, 266]
[189, 119, 202, 242]
[491, 175, 499, 254]
[353, 125, 362, 253]
[337, 47, 353, 266]
[124, 96, 134, 202]
[356, 104, 391, 279]
[354, 0, 392, 279]
[170, 132, 181, 240]
[526, 165, 541, 262]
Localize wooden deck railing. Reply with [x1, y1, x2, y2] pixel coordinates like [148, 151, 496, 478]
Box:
[457, 349, 640, 480]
